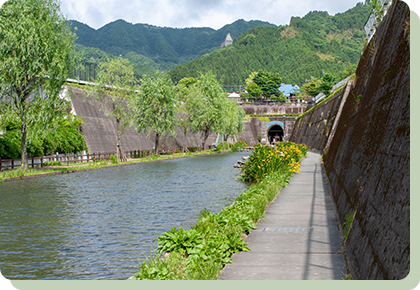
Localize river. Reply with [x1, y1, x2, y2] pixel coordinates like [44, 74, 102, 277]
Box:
[0, 151, 250, 280]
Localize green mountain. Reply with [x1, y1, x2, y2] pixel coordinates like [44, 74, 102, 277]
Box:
[72, 43, 159, 77]
[168, 2, 371, 87]
[70, 19, 275, 75]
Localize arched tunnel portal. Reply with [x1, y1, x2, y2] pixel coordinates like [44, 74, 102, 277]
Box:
[267, 124, 284, 144]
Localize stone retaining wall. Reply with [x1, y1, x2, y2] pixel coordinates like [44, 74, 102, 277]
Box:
[289, 0, 410, 280]
[289, 85, 349, 154]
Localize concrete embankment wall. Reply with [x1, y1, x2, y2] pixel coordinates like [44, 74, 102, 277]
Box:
[290, 0, 410, 280]
[241, 104, 306, 115]
[68, 87, 217, 154]
[236, 116, 297, 145]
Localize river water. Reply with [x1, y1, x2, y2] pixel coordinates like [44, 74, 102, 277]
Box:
[0, 151, 250, 280]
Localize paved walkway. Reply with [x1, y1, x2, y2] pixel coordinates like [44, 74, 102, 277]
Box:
[218, 152, 347, 280]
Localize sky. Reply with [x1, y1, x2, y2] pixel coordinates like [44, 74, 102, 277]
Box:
[0, 0, 418, 30]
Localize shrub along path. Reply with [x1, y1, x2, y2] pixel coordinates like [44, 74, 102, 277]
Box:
[218, 152, 347, 280]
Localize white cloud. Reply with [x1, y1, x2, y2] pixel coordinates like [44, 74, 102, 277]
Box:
[0, 0, 419, 30]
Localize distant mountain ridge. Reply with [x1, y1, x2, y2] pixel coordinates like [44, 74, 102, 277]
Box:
[70, 3, 371, 85]
[168, 2, 371, 86]
[70, 19, 275, 73]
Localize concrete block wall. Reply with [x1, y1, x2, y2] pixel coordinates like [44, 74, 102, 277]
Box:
[236, 120, 258, 145]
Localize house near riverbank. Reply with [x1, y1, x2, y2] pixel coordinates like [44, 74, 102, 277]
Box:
[228, 92, 241, 104]
[278, 84, 300, 102]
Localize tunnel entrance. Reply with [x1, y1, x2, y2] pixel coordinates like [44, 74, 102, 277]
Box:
[267, 125, 284, 145]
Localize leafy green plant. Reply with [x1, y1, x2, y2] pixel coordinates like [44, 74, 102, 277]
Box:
[109, 154, 118, 164]
[366, 0, 385, 23]
[0, 167, 27, 179]
[240, 141, 307, 183]
[343, 211, 355, 240]
[0, 113, 87, 160]
[231, 141, 248, 152]
[157, 227, 204, 256]
[136, 252, 188, 280]
[187, 147, 198, 153]
[215, 141, 229, 152]
[44, 160, 63, 166]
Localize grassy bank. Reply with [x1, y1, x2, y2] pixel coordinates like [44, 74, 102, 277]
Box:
[130, 141, 307, 280]
[0, 148, 235, 183]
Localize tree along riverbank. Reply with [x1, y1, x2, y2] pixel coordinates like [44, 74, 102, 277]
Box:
[130, 141, 308, 280]
[0, 144, 246, 183]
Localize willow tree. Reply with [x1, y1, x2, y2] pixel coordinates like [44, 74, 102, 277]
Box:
[88, 57, 136, 161]
[133, 72, 177, 155]
[219, 101, 245, 146]
[186, 72, 227, 149]
[0, 0, 77, 168]
[175, 77, 198, 153]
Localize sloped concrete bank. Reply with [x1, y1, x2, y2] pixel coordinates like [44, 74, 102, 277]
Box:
[289, 0, 409, 280]
[68, 86, 218, 154]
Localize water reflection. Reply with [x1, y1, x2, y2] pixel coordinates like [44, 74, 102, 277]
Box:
[0, 152, 250, 280]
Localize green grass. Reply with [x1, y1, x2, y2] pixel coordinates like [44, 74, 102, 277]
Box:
[0, 149, 235, 183]
[0, 166, 80, 182]
[243, 114, 301, 122]
[250, 114, 301, 118]
[343, 211, 355, 240]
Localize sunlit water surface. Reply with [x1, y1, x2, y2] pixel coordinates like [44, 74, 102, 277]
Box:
[0, 152, 250, 280]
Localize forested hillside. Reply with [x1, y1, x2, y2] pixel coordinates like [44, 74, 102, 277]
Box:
[73, 43, 159, 77]
[168, 2, 371, 87]
[70, 19, 274, 75]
